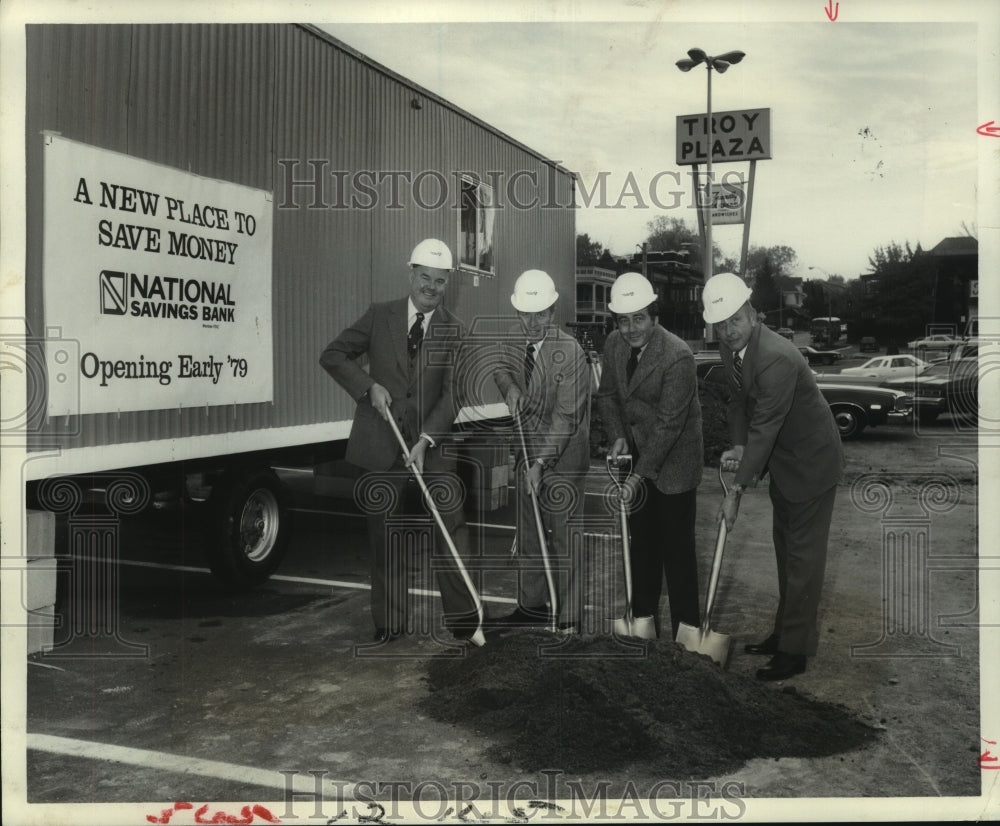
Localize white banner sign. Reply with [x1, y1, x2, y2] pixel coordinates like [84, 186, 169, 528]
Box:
[43, 135, 273, 416]
[710, 181, 745, 224]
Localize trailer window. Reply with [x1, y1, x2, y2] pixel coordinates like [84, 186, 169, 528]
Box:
[458, 176, 495, 275]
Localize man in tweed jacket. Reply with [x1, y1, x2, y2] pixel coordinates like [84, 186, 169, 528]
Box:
[596, 272, 702, 639]
[491, 269, 591, 633]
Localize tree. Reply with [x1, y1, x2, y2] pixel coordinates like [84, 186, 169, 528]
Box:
[741, 244, 800, 325]
[597, 249, 619, 271]
[750, 253, 782, 324]
[864, 241, 935, 346]
[643, 216, 705, 273]
[576, 233, 605, 266]
[744, 245, 797, 280]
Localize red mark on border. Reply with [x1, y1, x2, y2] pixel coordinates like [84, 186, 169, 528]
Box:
[977, 121, 1000, 138]
[146, 802, 280, 824]
[981, 738, 1000, 770]
[824, 1, 840, 21]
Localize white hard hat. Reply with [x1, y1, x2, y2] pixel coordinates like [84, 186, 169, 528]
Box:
[511, 269, 559, 313]
[408, 238, 453, 270]
[608, 272, 657, 314]
[702, 272, 753, 324]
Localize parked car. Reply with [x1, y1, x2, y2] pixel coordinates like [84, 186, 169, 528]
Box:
[814, 378, 914, 438]
[839, 354, 929, 381]
[948, 341, 981, 361]
[906, 333, 961, 352]
[798, 345, 843, 366]
[882, 357, 979, 423]
[859, 336, 879, 352]
[695, 358, 913, 439]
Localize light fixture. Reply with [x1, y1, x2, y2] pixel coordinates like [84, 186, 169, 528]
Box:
[676, 48, 745, 282]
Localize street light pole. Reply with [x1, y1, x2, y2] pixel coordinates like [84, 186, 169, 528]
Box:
[637, 242, 648, 277]
[676, 48, 745, 284]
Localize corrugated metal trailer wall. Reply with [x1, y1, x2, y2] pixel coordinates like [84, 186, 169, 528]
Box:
[24, 24, 575, 473]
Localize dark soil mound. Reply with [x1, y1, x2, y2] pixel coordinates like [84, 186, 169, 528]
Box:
[422, 632, 879, 777]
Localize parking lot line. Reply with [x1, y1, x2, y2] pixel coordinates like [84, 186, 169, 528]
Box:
[73, 555, 524, 604]
[26, 732, 355, 799]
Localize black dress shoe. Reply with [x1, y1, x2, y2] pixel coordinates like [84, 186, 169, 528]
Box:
[488, 605, 551, 628]
[557, 621, 581, 635]
[373, 628, 402, 643]
[756, 652, 806, 681]
[744, 634, 780, 655]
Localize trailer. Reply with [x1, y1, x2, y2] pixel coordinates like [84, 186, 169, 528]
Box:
[19, 23, 576, 586]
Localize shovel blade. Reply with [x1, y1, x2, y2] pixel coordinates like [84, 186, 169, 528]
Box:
[675, 622, 731, 667]
[613, 615, 657, 640]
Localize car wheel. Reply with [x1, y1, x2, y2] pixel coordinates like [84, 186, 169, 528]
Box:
[205, 469, 289, 588]
[831, 404, 866, 439]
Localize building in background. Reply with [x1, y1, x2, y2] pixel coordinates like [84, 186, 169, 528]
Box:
[928, 236, 978, 335]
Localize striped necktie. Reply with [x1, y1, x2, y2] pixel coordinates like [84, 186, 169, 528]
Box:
[524, 342, 536, 384]
[732, 352, 743, 390]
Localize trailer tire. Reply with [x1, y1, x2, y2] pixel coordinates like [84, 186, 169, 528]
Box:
[207, 470, 288, 588]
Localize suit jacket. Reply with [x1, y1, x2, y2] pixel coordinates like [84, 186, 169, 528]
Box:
[494, 327, 590, 474]
[596, 326, 703, 495]
[320, 298, 463, 472]
[723, 324, 844, 502]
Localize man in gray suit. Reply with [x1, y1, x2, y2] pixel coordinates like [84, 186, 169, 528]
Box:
[320, 238, 481, 646]
[596, 272, 703, 640]
[491, 269, 591, 633]
[705, 272, 844, 680]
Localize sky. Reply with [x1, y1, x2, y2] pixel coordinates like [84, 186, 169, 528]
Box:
[1, 0, 993, 285]
[323, 11, 985, 282]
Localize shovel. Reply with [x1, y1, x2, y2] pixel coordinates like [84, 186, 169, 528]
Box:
[514, 407, 558, 633]
[607, 454, 656, 640]
[386, 414, 486, 647]
[675, 465, 732, 666]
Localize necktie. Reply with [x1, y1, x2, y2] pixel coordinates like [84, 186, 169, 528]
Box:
[626, 346, 641, 382]
[523, 342, 536, 384]
[407, 312, 425, 360]
[732, 352, 743, 391]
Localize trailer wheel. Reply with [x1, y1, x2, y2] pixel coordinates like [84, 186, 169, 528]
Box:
[831, 404, 866, 440]
[207, 470, 288, 587]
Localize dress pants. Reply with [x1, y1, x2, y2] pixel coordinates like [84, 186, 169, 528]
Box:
[768, 479, 837, 656]
[513, 461, 588, 625]
[364, 451, 478, 634]
[626, 481, 700, 639]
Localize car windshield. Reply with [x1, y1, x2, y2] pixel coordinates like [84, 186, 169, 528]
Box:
[922, 364, 951, 377]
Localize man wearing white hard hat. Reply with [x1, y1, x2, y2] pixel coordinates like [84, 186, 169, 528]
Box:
[596, 272, 703, 640]
[703, 272, 844, 680]
[491, 269, 591, 633]
[320, 238, 480, 646]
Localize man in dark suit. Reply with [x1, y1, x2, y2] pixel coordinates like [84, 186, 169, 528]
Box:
[596, 272, 703, 640]
[320, 238, 482, 646]
[491, 269, 591, 633]
[704, 272, 844, 680]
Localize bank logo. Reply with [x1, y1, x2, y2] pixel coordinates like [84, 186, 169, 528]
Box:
[99, 270, 127, 315]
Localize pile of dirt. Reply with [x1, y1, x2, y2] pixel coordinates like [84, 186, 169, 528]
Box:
[422, 632, 879, 777]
